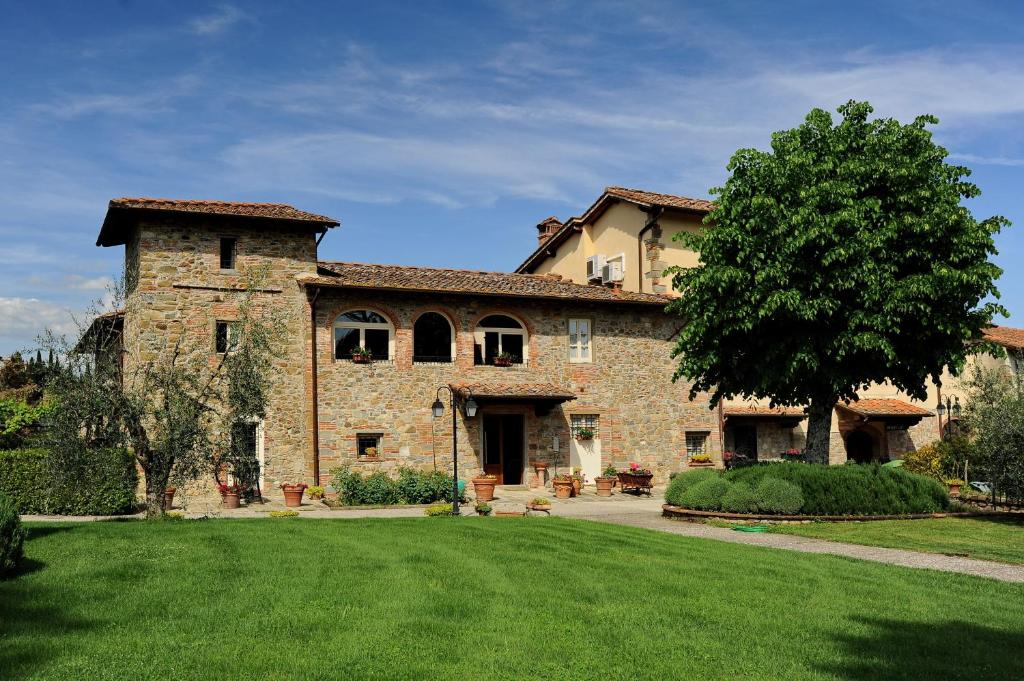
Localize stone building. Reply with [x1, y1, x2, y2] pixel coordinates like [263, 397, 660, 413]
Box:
[93, 197, 720, 501]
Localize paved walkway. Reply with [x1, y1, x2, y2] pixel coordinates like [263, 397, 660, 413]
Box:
[24, 485, 1024, 583]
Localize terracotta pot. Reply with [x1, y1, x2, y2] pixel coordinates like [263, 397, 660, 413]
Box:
[163, 487, 176, 510]
[553, 480, 572, 499]
[689, 460, 714, 468]
[352, 354, 372, 364]
[223, 491, 240, 509]
[473, 478, 496, 502]
[282, 485, 306, 507]
[527, 503, 552, 513]
[571, 478, 582, 496]
[595, 477, 614, 497]
[948, 483, 961, 498]
[493, 357, 513, 367]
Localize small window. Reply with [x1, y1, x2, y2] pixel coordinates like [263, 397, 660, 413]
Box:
[571, 414, 599, 439]
[334, 310, 393, 361]
[474, 314, 528, 365]
[215, 321, 239, 354]
[357, 433, 382, 459]
[413, 312, 454, 363]
[219, 238, 237, 270]
[685, 432, 709, 457]
[568, 318, 592, 363]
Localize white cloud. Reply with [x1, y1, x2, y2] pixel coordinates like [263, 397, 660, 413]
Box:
[66, 275, 113, 291]
[189, 5, 251, 36]
[0, 298, 78, 350]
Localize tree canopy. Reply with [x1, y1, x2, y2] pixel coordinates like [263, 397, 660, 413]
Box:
[668, 100, 1008, 462]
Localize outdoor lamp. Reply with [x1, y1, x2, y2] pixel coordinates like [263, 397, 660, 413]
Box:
[952, 396, 962, 419]
[431, 398, 444, 418]
[465, 396, 478, 418]
[936, 399, 946, 417]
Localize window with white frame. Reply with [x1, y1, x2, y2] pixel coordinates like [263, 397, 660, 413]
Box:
[571, 414, 599, 439]
[685, 431, 709, 457]
[474, 314, 528, 365]
[334, 310, 393, 361]
[568, 318, 592, 363]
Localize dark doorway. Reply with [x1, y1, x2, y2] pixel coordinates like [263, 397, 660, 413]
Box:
[482, 414, 524, 484]
[730, 424, 758, 462]
[846, 430, 874, 463]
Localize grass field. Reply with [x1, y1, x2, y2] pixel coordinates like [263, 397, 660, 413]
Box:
[3, 517, 1023, 680]
[770, 516, 1024, 565]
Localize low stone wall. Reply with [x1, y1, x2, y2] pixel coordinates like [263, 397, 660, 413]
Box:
[661, 504, 998, 523]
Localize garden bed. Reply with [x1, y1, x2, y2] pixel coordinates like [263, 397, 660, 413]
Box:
[663, 504, 1002, 523]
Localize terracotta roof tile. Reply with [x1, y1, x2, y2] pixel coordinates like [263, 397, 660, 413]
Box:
[604, 186, 716, 213]
[982, 325, 1024, 350]
[309, 261, 671, 306]
[723, 405, 806, 418]
[451, 382, 576, 401]
[837, 398, 934, 418]
[108, 197, 339, 224]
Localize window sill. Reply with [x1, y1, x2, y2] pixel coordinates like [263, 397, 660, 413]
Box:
[336, 359, 394, 365]
[412, 360, 454, 366]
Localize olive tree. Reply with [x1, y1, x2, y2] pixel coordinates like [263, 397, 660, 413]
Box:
[960, 364, 1024, 504]
[668, 101, 1007, 463]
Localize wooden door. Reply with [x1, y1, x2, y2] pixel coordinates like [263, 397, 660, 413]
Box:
[482, 414, 524, 484]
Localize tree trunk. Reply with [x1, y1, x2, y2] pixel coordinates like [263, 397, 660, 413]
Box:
[805, 396, 837, 465]
[143, 464, 171, 518]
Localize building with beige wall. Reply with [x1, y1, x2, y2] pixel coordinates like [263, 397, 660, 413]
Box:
[517, 186, 1024, 465]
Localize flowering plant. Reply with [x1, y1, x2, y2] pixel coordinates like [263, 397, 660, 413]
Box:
[625, 462, 653, 476]
[571, 466, 585, 480]
[781, 448, 804, 461]
[351, 346, 372, 358]
[475, 472, 497, 480]
[722, 450, 736, 460]
[689, 454, 712, 464]
[280, 482, 308, 490]
[218, 483, 242, 496]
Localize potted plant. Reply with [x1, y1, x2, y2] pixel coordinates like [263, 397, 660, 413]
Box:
[351, 347, 372, 364]
[688, 453, 713, 467]
[603, 464, 619, 487]
[531, 460, 549, 488]
[945, 478, 965, 498]
[472, 473, 497, 502]
[571, 467, 584, 496]
[552, 474, 573, 499]
[493, 352, 515, 367]
[527, 497, 552, 513]
[617, 463, 654, 495]
[594, 473, 615, 497]
[361, 446, 379, 460]
[281, 482, 308, 507]
[475, 501, 493, 516]
[307, 485, 325, 501]
[219, 483, 242, 509]
[575, 427, 594, 441]
[163, 486, 176, 510]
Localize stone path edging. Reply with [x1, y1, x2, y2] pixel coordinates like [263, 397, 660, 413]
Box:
[661, 504, 1003, 523]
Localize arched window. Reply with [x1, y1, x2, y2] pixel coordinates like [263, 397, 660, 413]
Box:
[334, 310, 393, 361]
[413, 312, 454, 363]
[474, 314, 527, 365]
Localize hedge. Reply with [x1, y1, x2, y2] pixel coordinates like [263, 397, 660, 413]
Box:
[0, 492, 25, 573]
[664, 468, 720, 506]
[723, 462, 949, 515]
[330, 467, 462, 506]
[0, 448, 138, 515]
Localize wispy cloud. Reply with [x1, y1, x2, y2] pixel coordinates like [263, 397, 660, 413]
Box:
[949, 153, 1024, 167]
[189, 5, 251, 36]
[0, 298, 78, 350]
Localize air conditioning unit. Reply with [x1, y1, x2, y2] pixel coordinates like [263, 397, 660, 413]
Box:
[601, 260, 623, 284]
[586, 255, 606, 281]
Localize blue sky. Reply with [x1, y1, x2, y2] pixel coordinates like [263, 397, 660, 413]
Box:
[2, 1, 1023, 354]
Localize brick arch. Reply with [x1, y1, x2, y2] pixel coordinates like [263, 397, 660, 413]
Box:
[468, 308, 538, 365]
[324, 302, 402, 331]
[410, 305, 463, 332]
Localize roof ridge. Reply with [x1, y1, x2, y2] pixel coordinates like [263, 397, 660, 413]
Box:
[318, 260, 585, 282]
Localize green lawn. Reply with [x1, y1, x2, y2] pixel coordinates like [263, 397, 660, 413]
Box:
[3, 518, 1023, 680]
[770, 516, 1024, 565]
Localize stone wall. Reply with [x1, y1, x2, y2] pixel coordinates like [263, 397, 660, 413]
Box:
[312, 289, 720, 486]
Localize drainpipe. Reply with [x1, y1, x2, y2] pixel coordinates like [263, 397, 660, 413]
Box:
[309, 286, 321, 485]
[637, 207, 662, 294]
[935, 380, 943, 440]
[717, 400, 725, 462]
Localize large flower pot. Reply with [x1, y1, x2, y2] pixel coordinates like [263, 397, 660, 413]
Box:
[948, 483, 962, 498]
[163, 487, 176, 510]
[531, 461, 548, 488]
[352, 354, 372, 364]
[223, 491, 240, 509]
[553, 480, 572, 499]
[282, 485, 306, 507]
[688, 461, 714, 468]
[571, 478, 582, 496]
[493, 357, 513, 367]
[595, 477, 614, 497]
[473, 477, 496, 502]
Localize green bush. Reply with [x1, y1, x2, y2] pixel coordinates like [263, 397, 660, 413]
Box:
[679, 478, 731, 510]
[424, 503, 454, 516]
[720, 482, 759, 513]
[0, 492, 25, 573]
[331, 467, 460, 506]
[664, 468, 720, 506]
[0, 448, 137, 515]
[753, 478, 804, 514]
[724, 463, 948, 515]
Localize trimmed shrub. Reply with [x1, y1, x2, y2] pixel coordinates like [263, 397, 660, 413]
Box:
[396, 468, 458, 504]
[720, 482, 759, 513]
[0, 448, 137, 515]
[754, 478, 804, 514]
[0, 492, 25, 573]
[331, 467, 460, 506]
[664, 468, 720, 506]
[424, 503, 454, 516]
[725, 462, 948, 515]
[679, 477, 731, 510]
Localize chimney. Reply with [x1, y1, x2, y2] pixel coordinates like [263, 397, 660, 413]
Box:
[536, 216, 563, 245]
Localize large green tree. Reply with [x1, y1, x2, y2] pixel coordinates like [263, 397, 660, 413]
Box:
[668, 101, 1008, 463]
